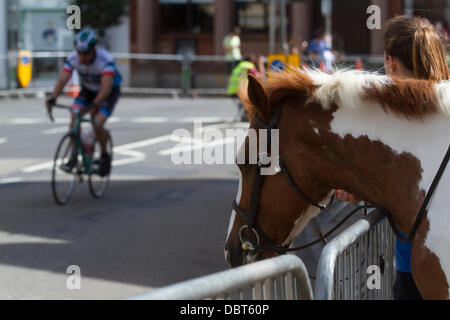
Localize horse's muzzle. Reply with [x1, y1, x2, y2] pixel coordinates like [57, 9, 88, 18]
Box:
[225, 237, 261, 268]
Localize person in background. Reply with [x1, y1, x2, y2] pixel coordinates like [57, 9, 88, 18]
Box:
[223, 27, 242, 73]
[306, 30, 337, 72]
[335, 15, 449, 300]
[227, 55, 263, 122]
[252, 54, 266, 80]
[291, 45, 300, 56]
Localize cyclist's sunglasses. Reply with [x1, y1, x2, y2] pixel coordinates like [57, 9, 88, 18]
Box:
[77, 50, 92, 56]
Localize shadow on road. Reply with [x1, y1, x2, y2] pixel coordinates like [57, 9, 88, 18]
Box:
[0, 179, 236, 288]
[0, 178, 363, 291]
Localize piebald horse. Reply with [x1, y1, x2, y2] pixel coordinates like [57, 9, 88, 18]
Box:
[224, 69, 450, 299]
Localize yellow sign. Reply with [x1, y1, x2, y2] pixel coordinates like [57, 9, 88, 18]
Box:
[17, 50, 32, 88]
[267, 54, 287, 72]
[267, 54, 301, 74]
[287, 54, 301, 68]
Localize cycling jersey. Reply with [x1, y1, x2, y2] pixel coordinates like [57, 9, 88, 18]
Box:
[63, 48, 122, 92]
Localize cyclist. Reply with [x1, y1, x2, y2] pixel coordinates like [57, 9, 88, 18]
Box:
[46, 28, 121, 177]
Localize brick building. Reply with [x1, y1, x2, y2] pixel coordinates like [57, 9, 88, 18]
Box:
[129, 0, 449, 56]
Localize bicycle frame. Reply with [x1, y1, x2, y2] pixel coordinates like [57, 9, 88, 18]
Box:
[69, 112, 98, 176]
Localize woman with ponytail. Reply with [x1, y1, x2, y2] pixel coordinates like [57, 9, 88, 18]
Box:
[335, 15, 449, 300]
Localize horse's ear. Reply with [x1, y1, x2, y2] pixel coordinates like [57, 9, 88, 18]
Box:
[247, 75, 269, 120]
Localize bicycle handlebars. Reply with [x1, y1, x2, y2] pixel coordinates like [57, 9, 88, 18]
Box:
[47, 104, 71, 123]
[47, 103, 100, 123]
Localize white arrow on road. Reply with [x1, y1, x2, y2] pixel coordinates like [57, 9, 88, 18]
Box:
[21, 135, 173, 173]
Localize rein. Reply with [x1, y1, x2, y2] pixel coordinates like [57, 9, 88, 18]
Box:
[233, 105, 450, 254]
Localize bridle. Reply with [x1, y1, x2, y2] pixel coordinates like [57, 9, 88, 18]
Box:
[232, 104, 339, 255]
[232, 104, 450, 256]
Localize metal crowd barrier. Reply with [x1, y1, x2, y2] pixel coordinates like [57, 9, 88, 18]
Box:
[129, 255, 314, 300]
[315, 209, 395, 300]
[128, 209, 395, 301]
[0, 52, 385, 96]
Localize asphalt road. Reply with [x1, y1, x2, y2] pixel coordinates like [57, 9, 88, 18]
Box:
[0, 96, 362, 299]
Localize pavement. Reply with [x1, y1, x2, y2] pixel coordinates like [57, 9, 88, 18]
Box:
[0, 96, 363, 299]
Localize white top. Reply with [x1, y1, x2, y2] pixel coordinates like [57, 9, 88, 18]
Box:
[223, 34, 242, 61]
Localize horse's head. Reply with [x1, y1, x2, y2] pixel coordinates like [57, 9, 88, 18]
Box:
[225, 74, 335, 267]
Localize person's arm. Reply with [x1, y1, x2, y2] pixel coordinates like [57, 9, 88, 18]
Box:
[248, 68, 260, 78]
[334, 190, 361, 204]
[258, 55, 266, 77]
[46, 69, 72, 108]
[223, 36, 232, 53]
[92, 74, 114, 106]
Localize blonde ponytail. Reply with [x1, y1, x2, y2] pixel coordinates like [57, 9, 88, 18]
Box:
[412, 27, 450, 81]
[384, 15, 449, 81]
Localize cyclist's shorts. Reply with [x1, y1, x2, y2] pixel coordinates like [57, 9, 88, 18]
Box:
[72, 86, 121, 118]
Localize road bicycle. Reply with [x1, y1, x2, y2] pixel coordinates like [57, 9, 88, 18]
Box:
[48, 104, 113, 205]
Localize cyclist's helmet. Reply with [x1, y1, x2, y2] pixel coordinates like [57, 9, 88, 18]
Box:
[74, 28, 98, 54]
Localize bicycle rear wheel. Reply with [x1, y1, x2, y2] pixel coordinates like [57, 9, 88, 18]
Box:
[88, 132, 113, 199]
[52, 133, 77, 205]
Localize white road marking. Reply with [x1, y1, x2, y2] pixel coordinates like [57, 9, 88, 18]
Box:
[113, 150, 146, 167]
[7, 118, 45, 125]
[177, 117, 234, 123]
[0, 177, 23, 185]
[41, 127, 68, 136]
[131, 117, 171, 123]
[22, 134, 173, 173]
[3, 117, 237, 126]
[157, 122, 247, 157]
[158, 137, 235, 156]
[0, 138, 7, 144]
[108, 117, 121, 123]
[114, 135, 173, 151]
[21, 122, 243, 173]
[0, 231, 68, 245]
[22, 161, 54, 173]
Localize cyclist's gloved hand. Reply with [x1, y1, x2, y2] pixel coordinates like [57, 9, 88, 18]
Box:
[46, 97, 56, 110]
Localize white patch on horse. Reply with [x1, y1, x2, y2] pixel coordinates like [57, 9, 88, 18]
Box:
[227, 142, 246, 242]
[305, 69, 392, 110]
[329, 97, 450, 297]
[282, 191, 334, 247]
[305, 69, 450, 120]
[435, 81, 450, 117]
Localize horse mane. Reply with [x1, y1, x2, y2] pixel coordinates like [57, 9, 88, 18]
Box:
[240, 68, 450, 121]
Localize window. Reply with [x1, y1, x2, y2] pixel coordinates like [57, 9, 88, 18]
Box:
[236, 1, 269, 34]
[159, 0, 214, 34]
[8, 0, 19, 49]
[235, 0, 291, 34]
[412, 0, 449, 24]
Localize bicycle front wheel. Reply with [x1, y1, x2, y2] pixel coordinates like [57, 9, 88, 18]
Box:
[88, 132, 113, 199]
[52, 133, 77, 205]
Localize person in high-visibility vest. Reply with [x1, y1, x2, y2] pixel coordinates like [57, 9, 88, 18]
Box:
[227, 55, 264, 122]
